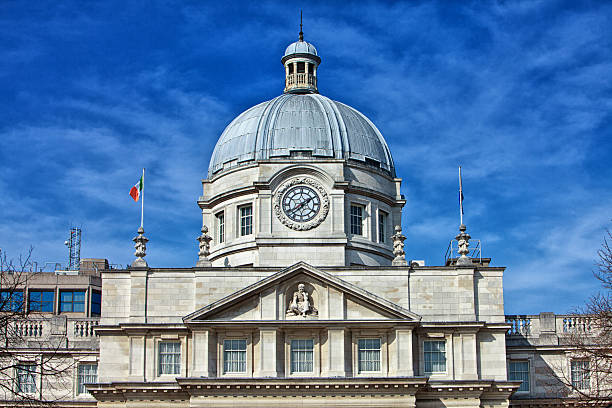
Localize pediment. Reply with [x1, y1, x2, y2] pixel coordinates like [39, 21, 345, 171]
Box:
[184, 262, 421, 323]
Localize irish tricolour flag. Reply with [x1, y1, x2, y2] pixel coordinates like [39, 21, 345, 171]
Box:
[129, 175, 144, 202]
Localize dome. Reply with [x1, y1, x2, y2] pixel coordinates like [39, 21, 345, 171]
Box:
[208, 93, 395, 177]
[284, 40, 318, 57]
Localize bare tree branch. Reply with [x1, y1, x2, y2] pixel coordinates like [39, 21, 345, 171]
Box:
[0, 248, 76, 406]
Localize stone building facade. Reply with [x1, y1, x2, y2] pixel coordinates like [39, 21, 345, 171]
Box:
[2, 31, 600, 407]
[90, 32, 517, 407]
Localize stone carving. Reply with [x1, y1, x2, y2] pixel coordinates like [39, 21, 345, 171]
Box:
[455, 224, 472, 266]
[286, 283, 318, 317]
[392, 225, 408, 266]
[274, 177, 329, 231]
[196, 226, 213, 267]
[132, 227, 149, 268]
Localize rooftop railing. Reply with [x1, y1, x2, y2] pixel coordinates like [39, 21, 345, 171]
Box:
[506, 313, 594, 344]
[11, 316, 100, 345]
[285, 73, 317, 90]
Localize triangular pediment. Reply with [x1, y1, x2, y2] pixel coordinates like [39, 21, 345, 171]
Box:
[184, 262, 421, 323]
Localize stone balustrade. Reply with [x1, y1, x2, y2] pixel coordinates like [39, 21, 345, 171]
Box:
[505, 313, 594, 346]
[14, 320, 45, 338]
[285, 73, 316, 89]
[11, 316, 100, 345]
[506, 315, 531, 335]
[70, 318, 99, 338]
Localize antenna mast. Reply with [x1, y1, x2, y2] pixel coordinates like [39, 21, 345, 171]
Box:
[65, 226, 82, 271]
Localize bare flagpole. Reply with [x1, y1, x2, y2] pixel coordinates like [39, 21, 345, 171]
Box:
[141, 168, 145, 229]
[459, 166, 464, 226]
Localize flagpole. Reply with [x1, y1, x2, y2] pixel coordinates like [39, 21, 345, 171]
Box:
[459, 166, 463, 226]
[141, 168, 145, 229]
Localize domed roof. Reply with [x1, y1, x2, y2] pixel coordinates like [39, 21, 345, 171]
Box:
[284, 40, 318, 57]
[208, 93, 395, 177]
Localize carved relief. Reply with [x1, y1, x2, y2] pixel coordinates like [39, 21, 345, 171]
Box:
[286, 283, 318, 318]
[274, 177, 329, 231]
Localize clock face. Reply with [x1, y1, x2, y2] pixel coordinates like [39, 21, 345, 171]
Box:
[282, 185, 321, 222]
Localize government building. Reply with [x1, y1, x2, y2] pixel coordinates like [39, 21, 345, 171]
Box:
[1, 29, 597, 408]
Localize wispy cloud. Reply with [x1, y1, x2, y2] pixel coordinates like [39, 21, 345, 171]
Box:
[0, 1, 610, 314]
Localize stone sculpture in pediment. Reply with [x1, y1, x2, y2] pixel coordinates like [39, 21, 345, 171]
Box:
[286, 283, 318, 318]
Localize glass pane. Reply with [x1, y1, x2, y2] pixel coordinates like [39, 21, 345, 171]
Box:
[61, 292, 72, 301]
[509, 361, 530, 391]
[42, 291, 54, 302]
[73, 301, 85, 313]
[291, 339, 313, 373]
[358, 338, 381, 372]
[424, 341, 446, 373]
[73, 291, 86, 301]
[29, 292, 41, 302]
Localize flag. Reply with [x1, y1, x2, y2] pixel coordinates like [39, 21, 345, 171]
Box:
[130, 175, 143, 202]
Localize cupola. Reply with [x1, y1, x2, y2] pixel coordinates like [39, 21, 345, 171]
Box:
[281, 19, 320, 94]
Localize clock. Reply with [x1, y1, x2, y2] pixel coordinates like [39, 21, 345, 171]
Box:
[274, 177, 329, 231]
[282, 185, 321, 222]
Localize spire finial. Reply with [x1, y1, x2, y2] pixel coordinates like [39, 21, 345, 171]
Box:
[299, 10, 304, 41]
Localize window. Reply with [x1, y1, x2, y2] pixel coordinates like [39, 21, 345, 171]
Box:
[77, 363, 97, 395]
[60, 290, 85, 312]
[378, 211, 387, 243]
[509, 360, 530, 392]
[159, 342, 181, 375]
[28, 290, 54, 312]
[350, 204, 364, 235]
[0, 290, 23, 312]
[16, 364, 36, 394]
[239, 205, 253, 236]
[91, 291, 101, 316]
[290, 339, 314, 373]
[308, 63, 314, 74]
[288, 63, 294, 74]
[571, 360, 590, 390]
[223, 339, 247, 373]
[424, 340, 446, 374]
[358, 338, 381, 372]
[216, 212, 225, 243]
[297, 61, 305, 73]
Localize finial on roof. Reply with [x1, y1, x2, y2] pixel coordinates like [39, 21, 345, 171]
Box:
[131, 226, 148, 268]
[299, 10, 304, 41]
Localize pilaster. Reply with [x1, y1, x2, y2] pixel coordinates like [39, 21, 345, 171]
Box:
[192, 329, 216, 377]
[323, 328, 347, 377]
[129, 269, 148, 323]
[390, 328, 413, 376]
[256, 328, 280, 377]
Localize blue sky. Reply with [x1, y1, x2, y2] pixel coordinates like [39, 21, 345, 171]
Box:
[0, 1, 610, 314]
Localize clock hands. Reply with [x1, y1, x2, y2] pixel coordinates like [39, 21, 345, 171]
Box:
[288, 195, 315, 216]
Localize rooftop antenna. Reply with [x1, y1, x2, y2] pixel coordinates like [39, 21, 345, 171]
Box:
[299, 10, 304, 41]
[64, 226, 82, 271]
